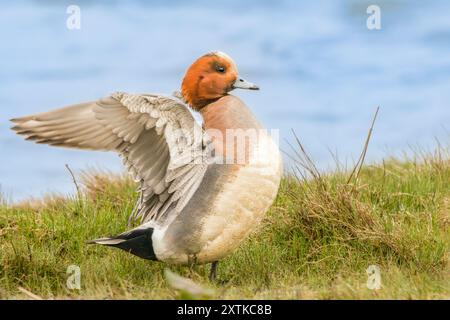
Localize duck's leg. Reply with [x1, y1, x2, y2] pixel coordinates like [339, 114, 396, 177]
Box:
[209, 261, 219, 281]
[187, 254, 199, 277]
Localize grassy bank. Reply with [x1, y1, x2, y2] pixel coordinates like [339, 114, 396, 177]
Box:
[0, 148, 449, 299]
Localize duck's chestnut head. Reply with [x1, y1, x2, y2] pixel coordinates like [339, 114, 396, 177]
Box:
[181, 51, 259, 110]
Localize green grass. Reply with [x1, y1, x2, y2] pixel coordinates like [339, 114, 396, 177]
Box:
[0, 148, 449, 299]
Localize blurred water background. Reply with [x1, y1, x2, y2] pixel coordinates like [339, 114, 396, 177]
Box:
[1, 0, 449, 201]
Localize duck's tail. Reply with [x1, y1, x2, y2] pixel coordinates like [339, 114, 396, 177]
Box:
[87, 227, 157, 261]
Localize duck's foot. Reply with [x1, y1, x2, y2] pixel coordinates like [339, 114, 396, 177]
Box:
[209, 261, 219, 282]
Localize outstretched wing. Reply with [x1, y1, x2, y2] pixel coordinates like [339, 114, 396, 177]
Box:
[11, 92, 213, 226]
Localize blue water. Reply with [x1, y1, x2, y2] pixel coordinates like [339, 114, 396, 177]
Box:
[1, 0, 449, 201]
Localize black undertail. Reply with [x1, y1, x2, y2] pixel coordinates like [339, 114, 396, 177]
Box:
[88, 227, 157, 261]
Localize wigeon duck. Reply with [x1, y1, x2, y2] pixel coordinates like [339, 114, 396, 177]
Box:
[11, 51, 282, 280]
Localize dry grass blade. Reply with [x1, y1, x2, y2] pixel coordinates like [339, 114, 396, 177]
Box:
[347, 107, 380, 184]
[284, 130, 321, 181]
[65, 164, 82, 200]
[18, 287, 43, 300]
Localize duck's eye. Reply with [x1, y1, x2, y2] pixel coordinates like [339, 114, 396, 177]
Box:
[216, 66, 226, 73]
